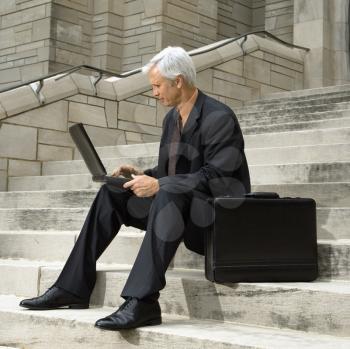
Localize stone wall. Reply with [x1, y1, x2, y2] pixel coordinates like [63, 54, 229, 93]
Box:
[0, 34, 305, 191]
[265, 0, 293, 43]
[294, 0, 350, 88]
[0, 0, 52, 89]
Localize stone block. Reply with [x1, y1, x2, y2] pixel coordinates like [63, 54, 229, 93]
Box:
[118, 120, 162, 136]
[118, 101, 156, 126]
[294, 19, 324, 49]
[124, 13, 142, 30]
[0, 171, 6, 191]
[41, 75, 78, 104]
[69, 102, 107, 127]
[84, 125, 126, 146]
[0, 0, 16, 14]
[71, 73, 95, 95]
[8, 159, 41, 177]
[105, 100, 118, 128]
[14, 29, 32, 46]
[0, 263, 40, 297]
[196, 69, 213, 93]
[56, 20, 82, 45]
[32, 17, 50, 41]
[166, 3, 199, 27]
[144, 0, 163, 17]
[38, 144, 73, 161]
[113, 73, 151, 101]
[0, 86, 39, 117]
[213, 70, 246, 85]
[215, 59, 243, 76]
[88, 96, 104, 107]
[0, 68, 21, 85]
[294, 0, 325, 23]
[21, 62, 47, 82]
[38, 129, 74, 147]
[213, 78, 253, 101]
[243, 55, 271, 84]
[66, 94, 88, 103]
[6, 101, 68, 131]
[96, 79, 117, 100]
[0, 28, 16, 50]
[0, 159, 7, 171]
[0, 123, 37, 160]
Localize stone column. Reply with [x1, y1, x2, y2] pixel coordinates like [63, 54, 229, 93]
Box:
[294, 0, 350, 87]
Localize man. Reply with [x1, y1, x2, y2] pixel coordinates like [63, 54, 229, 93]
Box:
[20, 47, 251, 330]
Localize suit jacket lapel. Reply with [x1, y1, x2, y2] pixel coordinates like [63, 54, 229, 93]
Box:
[181, 89, 205, 144]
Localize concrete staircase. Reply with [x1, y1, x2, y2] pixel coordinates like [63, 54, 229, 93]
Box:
[1, 85, 350, 348]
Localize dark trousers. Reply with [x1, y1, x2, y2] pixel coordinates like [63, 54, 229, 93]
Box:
[54, 182, 209, 301]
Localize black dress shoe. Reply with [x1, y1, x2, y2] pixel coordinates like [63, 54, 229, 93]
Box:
[19, 286, 89, 310]
[95, 297, 162, 330]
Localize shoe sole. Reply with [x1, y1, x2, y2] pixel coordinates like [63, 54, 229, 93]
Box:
[19, 303, 89, 310]
[95, 317, 162, 331]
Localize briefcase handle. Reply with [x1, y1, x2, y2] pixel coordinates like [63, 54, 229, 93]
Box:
[245, 192, 280, 199]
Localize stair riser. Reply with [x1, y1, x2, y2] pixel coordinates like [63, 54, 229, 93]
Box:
[237, 106, 350, 127]
[0, 232, 347, 280]
[0, 311, 234, 349]
[243, 117, 350, 135]
[251, 163, 350, 185]
[245, 128, 350, 149]
[240, 101, 350, 119]
[243, 90, 350, 109]
[37, 268, 350, 336]
[0, 190, 97, 209]
[0, 207, 348, 239]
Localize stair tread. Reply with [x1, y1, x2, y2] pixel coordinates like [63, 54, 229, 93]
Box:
[1, 258, 350, 293]
[1, 295, 349, 349]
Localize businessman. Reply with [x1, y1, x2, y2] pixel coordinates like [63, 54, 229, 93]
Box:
[20, 46, 251, 330]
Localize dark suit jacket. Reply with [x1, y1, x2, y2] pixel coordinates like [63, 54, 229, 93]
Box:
[145, 90, 250, 196]
[144, 90, 251, 254]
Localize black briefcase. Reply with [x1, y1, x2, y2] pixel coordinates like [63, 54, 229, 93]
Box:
[205, 193, 318, 283]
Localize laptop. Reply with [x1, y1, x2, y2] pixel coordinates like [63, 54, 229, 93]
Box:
[69, 123, 131, 188]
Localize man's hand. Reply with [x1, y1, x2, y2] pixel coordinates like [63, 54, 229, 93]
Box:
[111, 165, 143, 178]
[124, 175, 159, 197]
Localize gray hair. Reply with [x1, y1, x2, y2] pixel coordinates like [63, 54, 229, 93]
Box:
[142, 46, 196, 86]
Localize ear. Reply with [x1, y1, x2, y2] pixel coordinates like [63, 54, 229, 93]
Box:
[175, 75, 184, 88]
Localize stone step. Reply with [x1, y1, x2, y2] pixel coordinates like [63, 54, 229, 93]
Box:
[240, 92, 350, 112]
[2, 296, 349, 349]
[246, 143, 350, 165]
[0, 204, 347, 239]
[244, 127, 350, 149]
[1, 260, 350, 336]
[238, 100, 350, 119]
[42, 127, 350, 177]
[0, 230, 348, 280]
[244, 84, 350, 106]
[243, 116, 350, 135]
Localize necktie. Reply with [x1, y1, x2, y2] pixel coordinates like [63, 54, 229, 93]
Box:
[168, 115, 182, 176]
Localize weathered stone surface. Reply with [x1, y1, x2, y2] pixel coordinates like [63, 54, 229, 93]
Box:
[83, 125, 126, 147]
[41, 76, 78, 104]
[118, 101, 156, 125]
[0, 103, 6, 120]
[0, 171, 6, 191]
[8, 159, 41, 177]
[105, 100, 118, 128]
[38, 129, 74, 147]
[244, 55, 271, 84]
[117, 120, 162, 136]
[0, 263, 39, 297]
[70, 73, 95, 95]
[5, 101, 68, 131]
[0, 123, 37, 160]
[69, 102, 107, 127]
[96, 79, 117, 100]
[38, 144, 73, 161]
[113, 73, 150, 101]
[0, 86, 39, 117]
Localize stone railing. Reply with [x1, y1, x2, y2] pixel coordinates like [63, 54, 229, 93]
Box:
[0, 34, 306, 190]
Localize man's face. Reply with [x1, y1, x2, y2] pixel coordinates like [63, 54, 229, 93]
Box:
[148, 67, 181, 107]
